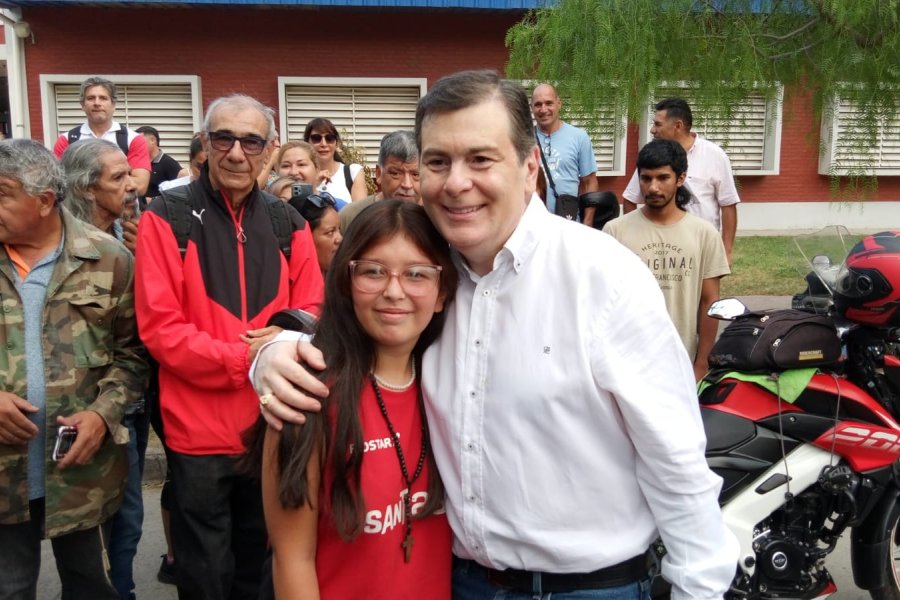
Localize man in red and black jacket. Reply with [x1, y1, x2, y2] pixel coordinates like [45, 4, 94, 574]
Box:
[134, 94, 323, 600]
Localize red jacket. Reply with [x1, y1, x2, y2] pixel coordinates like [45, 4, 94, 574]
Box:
[135, 173, 323, 455]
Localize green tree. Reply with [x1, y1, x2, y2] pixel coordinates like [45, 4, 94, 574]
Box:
[506, 0, 900, 178]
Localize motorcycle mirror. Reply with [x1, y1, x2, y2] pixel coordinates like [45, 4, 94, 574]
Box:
[708, 297, 750, 321]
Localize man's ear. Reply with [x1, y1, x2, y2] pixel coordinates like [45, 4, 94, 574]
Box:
[375, 164, 384, 189]
[38, 190, 59, 216]
[676, 171, 687, 187]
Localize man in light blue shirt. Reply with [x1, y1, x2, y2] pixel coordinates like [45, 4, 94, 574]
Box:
[531, 83, 599, 223]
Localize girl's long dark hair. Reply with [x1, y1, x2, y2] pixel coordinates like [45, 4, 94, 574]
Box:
[243, 199, 457, 540]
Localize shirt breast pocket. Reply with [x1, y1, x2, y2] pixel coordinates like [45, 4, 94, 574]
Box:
[68, 295, 115, 368]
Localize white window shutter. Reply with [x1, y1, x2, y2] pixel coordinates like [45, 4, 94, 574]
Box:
[284, 84, 422, 168]
[820, 96, 900, 175]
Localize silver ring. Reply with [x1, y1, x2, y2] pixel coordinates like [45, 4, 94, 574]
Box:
[259, 393, 275, 409]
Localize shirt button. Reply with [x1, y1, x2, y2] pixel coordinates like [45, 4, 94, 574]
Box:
[474, 339, 481, 347]
[482, 290, 490, 296]
[468, 494, 476, 502]
[469, 391, 476, 398]
[466, 442, 476, 451]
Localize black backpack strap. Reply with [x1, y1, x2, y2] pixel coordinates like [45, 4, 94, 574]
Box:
[67, 126, 81, 144]
[160, 185, 195, 261]
[115, 123, 130, 156]
[262, 191, 293, 261]
[535, 127, 559, 199]
[343, 163, 352, 191]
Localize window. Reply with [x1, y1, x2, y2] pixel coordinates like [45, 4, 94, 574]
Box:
[819, 96, 900, 176]
[40, 74, 202, 165]
[278, 77, 427, 168]
[639, 85, 784, 175]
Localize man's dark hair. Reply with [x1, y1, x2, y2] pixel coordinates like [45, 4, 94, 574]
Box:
[136, 125, 160, 145]
[655, 97, 692, 130]
[415, 70, 535, 162]
[636, 139, 691, 210]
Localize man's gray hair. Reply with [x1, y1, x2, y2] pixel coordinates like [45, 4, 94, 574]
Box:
[203, 94, 277, 141]
[0, 139, 65, 204]
[378, 130, 418, 167]
[61, 138, 122, 223]
[79, 77, 117, 104]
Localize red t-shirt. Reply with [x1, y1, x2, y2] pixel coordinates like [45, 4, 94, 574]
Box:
[316, 382, 452, 599]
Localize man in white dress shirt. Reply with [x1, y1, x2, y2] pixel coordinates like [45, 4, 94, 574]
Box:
[251, 70, 738, 600]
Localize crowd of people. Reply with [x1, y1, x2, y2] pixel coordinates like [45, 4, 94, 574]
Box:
[0, 71, 743, 600]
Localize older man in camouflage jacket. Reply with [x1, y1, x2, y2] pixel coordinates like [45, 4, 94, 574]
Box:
[0, 139, 147, 599]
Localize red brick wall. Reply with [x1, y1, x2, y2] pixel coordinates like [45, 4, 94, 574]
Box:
[21, 6, 516, 137]
[19, 5, 900, 204]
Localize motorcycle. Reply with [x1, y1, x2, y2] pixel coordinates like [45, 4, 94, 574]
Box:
[694, 227, 900, 599]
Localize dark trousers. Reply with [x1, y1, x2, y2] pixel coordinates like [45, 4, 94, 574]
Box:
[168, 451, 267, 600]
[0, 499, 118, 600]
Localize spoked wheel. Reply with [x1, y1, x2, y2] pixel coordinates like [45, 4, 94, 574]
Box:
[871, 501, 900, 600]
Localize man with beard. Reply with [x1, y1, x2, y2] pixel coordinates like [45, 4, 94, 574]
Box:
[605, 139, 730, 381]
[53, 77, 151, 197]
[62, 138, 148, 600]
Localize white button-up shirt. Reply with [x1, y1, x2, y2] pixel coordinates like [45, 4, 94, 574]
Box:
[422, 197, 737, 599]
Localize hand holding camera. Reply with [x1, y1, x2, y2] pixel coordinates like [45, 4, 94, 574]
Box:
[54, 411, 107, 469]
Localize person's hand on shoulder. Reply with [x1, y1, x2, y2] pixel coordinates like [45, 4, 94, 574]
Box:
[253, 340, 329, 430]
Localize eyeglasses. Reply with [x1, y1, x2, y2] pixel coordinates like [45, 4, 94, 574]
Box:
[304, 193, 337, 209]
[308, 133, 337, 144]
[207, 131, 268, 156]
[349, 260, 442, 296]
[385, 167, 420, 182]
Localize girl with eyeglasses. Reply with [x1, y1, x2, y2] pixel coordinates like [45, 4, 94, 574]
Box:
[244, 200, 457, 599]
[303, 118, 368, 204]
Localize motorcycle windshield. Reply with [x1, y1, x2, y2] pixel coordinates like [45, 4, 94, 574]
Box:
[792, 226, 857, 312]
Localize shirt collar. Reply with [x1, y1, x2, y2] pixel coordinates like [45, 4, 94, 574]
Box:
[453, 193, 549, 282]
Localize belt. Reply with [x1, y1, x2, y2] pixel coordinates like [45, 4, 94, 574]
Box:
[477, 552, 650, 593]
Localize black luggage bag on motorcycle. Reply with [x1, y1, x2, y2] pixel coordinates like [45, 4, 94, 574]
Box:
[708, 309, 841, 372]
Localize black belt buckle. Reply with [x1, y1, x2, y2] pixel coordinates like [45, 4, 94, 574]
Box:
[485, 552, 650, 593]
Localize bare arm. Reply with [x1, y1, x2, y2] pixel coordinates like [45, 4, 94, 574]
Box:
[579, 174, 599, 226]
[349, 168, 368, 202]
[720, 204, 737, 268]
[693, 277, 722, 382]
[263, 426, 321, 599]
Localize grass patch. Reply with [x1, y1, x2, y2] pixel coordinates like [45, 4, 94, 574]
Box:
[722, 236, 809, 297]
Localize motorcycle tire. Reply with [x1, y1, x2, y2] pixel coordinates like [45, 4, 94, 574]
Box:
[871, 500, 900, 600]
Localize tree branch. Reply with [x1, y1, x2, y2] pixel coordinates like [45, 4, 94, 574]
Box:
[760, 16, 820, 41]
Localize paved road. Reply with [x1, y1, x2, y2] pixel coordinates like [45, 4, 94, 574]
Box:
[36, 296, 883, 599]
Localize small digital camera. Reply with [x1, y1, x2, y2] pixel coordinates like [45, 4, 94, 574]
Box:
[52, 426, 78, 461]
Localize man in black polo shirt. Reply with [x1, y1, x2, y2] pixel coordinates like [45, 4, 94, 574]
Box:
[137, 125, 182, 200]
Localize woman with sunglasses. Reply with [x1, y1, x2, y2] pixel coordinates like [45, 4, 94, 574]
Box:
[303, 118, 368, 203]
[245, 200, 456, 599]
[283, 186, 344, 273]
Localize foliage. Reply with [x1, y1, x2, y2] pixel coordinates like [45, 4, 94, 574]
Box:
[506, 0, 900, 177]
[337, 128, 377, 195]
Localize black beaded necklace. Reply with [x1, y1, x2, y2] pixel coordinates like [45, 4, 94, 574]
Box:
[369, 374, 428, 563]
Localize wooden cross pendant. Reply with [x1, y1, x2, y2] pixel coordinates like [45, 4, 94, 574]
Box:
[402, 533, 414, 563]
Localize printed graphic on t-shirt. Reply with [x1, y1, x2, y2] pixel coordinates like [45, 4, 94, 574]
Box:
[639, 242, 696, 289]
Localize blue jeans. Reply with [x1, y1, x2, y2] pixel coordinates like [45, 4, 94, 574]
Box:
[452, 558, 651, 600]
[108, 413, 147, 600]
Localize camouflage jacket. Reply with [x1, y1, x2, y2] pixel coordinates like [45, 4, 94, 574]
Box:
[0, 207, 148, 537]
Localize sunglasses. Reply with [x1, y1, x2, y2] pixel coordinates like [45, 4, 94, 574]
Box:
[308, 133, 337, 144]
[207, 131, 268, 156]
[304, 193, 337, 209]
